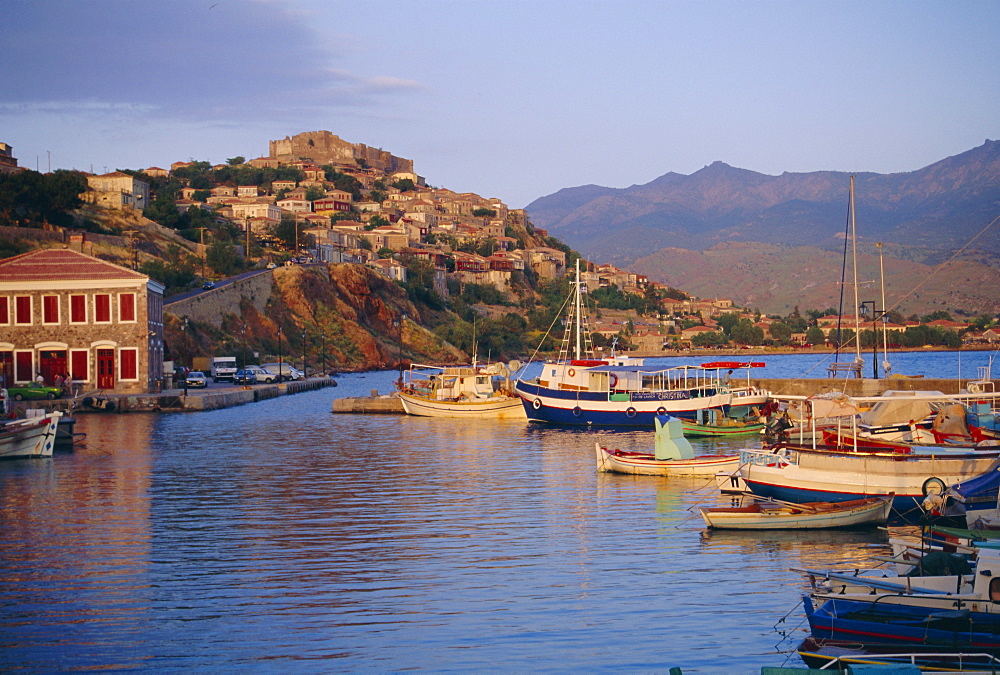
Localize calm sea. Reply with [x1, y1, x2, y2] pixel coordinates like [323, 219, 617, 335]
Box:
[0, 350, 995, 672]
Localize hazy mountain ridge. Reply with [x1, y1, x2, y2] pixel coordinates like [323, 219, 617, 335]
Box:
[527, 140, 1000, 315]
[630, 241, 1000, 316]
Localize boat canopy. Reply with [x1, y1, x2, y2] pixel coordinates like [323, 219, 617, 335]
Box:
[860, 398, 936, 427]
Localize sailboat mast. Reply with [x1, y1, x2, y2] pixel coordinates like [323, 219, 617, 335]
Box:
[877, 242, 890, 375]
[850, 176, 862, 366]
[574, 259, 582, 360]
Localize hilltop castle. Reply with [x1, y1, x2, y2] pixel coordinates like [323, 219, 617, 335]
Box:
[268, 130, 414, 174]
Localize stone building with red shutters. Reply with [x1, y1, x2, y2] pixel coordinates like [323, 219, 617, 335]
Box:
[0, 248, 165, 394]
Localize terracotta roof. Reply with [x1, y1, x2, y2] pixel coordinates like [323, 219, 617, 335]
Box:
[0, 248, 147, 283]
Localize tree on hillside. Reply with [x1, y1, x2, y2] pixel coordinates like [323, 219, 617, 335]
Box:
[227, 156, 246, 166]
[806, 326, 826, 345]
[768, 322, 793, 344]
[472, 207, 497, 218]
[731, 319, 764, 346]
[0, 169, 87, 229]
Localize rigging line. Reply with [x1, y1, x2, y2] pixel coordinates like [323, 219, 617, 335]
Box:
[883, 212, 1000, 315]
[515, 284, 575, 382]
[834, 183, 853, 364]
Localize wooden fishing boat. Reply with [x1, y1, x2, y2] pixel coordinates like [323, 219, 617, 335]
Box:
[595, 414, 739, 476]
[397, 363, 526, 420]
[699, 494, 892, 530]
[595, 444, 740, 477]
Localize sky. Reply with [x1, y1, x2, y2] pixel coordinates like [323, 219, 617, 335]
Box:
[3, 1, 998, 209]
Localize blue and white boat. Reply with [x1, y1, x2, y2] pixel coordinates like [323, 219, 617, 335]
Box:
[513, 261, 769, 427]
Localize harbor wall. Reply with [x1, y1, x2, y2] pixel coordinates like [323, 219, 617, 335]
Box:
[164, 270, 275, 328]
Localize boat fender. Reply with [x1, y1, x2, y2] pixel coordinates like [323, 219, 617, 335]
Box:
[572, 406, 583, 417]
[626, 407, 637, 418]
[921, 477, 947, 497]
[609, 373, 618, 388]
[532, 398, 542, 410]
[567, 368, 576, 377]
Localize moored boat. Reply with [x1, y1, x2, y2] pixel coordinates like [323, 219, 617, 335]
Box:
[0, 410, 63, 460]
[699, 494, 892, 530]
[514, 262, 769, 427]
[595, 414, 739, 476]
[397, 363, 526, 420]
[738, 442, 1000, 517]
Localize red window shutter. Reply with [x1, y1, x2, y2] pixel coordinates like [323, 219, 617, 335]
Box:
[43, 296, 59, 323]
[119, 293, 135, 322]
[70, 295, 86, 322]
[121, 349, 137, 380]
[0, 296, 8, 323]
[15, 352, 33, 381]
[71, 351, 88, 381]
[95, 294, 111, 322]
[15, 296, 31, 324]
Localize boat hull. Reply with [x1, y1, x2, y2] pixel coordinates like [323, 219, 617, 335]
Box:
[0, 412, 62, 460]
[739, 446, 1000, 514]
[804, 595, 1000, 652]
[700, 496, 892, 530]
[516, 380, 756, 427]
[595, 443, 739, 477]
[398, 392, 527, 419]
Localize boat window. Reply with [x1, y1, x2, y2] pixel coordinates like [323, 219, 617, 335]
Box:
[991, 578, 1000, 603]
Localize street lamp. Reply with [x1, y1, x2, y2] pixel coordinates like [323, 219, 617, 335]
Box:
[395, 314, 407, 379]
[242, 322, 248, 371]
[301, 330, 307, 378]
[321, 331, 327, 376]
[181, 317, 189, 396]
[860, 301, 883, 379]
[277, 326, 283, 382]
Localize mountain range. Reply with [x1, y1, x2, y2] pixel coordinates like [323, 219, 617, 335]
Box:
[526, 140, 1000, 316]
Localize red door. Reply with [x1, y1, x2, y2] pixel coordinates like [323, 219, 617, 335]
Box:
[0, 352, 12, 388]
[97, 349, 115, 390]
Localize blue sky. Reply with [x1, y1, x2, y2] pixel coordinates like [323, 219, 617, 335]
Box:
[2, 0, 997, 208]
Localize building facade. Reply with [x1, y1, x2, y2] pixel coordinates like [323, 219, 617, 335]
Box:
[0, 249, 165, 394]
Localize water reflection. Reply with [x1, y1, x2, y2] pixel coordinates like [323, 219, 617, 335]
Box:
[0, 376, 935, 671]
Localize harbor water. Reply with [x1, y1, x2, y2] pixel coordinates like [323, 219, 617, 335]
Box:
[1, 350, 996, 671]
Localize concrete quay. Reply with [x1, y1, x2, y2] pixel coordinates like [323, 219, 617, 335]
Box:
[332, 391, 405, 414]
[14, 377, 338, 414]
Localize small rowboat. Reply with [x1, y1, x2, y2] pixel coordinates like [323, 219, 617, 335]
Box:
[595, 442, 740, 477]
[699, 494, 893, 530]
[681, 419, 766, 438]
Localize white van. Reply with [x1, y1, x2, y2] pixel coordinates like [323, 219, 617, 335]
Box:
[244, 365, 277, 384]
[261, 363, 304, 381]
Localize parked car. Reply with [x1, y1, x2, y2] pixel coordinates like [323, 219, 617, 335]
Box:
[7, 382, 63, 400]
[243, 365, 277, 384]
[261, 363, 304, 382]
[185, 371, 208, 388]
[266, 262, 277, 269]
[202, 281, 215, 290]
[233, 369, 258, 385]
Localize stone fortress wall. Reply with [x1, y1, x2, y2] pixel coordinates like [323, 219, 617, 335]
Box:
[269, 131, 414, 174]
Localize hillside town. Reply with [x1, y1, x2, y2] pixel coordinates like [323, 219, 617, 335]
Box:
[1, 133, 998, 398]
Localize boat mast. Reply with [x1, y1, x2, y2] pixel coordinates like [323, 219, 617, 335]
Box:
[574, 258, 582, 361]
[850, 176, 862, 368]
[877, 242, 890, 376]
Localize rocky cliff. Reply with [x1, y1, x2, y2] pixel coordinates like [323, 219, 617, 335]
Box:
[164, 264, 466, 372]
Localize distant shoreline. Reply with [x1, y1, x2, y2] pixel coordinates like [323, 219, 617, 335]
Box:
[626, 344, 998, 358]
